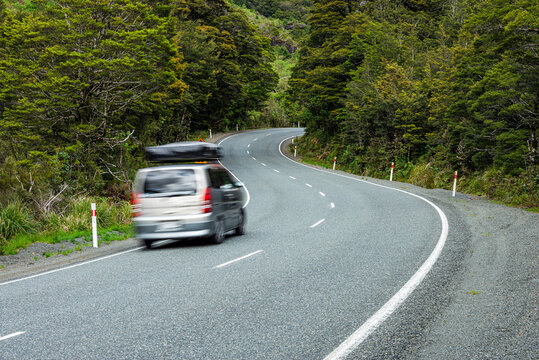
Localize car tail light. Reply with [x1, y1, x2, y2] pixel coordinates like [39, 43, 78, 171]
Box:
[131, 192, 142, 217]
[202, 187, 212, 213]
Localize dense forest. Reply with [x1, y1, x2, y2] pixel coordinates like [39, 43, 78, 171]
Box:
[0, 0, 536, 251]
[0, 0, 277, 201]
[0, 0, 281, 248]
[287, 0, 537, 207]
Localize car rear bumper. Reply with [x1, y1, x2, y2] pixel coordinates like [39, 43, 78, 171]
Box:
[133, 214, 215, 240]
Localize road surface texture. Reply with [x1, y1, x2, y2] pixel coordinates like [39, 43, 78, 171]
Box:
[1, 128, 537, 359]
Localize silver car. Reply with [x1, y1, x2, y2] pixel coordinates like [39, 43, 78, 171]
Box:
[131, 163, 245, 248]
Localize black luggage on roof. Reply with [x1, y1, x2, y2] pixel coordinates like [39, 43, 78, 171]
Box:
[145, 141, 223, 162]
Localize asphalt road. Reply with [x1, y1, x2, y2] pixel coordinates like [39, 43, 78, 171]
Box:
[1, 128, 535, 359]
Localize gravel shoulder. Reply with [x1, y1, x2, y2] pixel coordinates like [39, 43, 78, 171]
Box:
[1, 132, 537, 359]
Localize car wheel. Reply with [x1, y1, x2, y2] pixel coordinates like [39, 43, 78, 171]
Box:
[211, 219, 225, 244]
[235, 209, 245, 236]
[144, 240, 153, 249]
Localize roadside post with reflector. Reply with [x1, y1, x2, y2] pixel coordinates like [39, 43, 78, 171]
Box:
[333, 157, 337, 170]
[294, 146, 297, 157]
[209, 129, 212, 139]
[292, 137, 294, 144]
[390, 162, 394, 182]
[452, 171, 458, 197]
[91, 203, 98, 248]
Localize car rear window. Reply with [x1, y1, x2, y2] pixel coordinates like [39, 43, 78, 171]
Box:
[143, 169, 197, 196]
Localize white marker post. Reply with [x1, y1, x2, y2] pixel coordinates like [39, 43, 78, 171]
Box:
[91, 203, 98, 248]
[294, 146, 297, 157]
[292, 136, 294, 144]
[236, 124, 239, 132]
[452, 171, 458, 197]
[390, 162, 394, 182]
[297, 121, 300, 128]
[333, 157, 337, 170]
[209, 129, 212, 139]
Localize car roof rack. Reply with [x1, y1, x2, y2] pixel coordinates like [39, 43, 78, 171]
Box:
[145, 142, 223, 163]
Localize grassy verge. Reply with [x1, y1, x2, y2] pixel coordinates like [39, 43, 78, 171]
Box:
[0, 196, 132, 255]
[0, 224, 134, 256]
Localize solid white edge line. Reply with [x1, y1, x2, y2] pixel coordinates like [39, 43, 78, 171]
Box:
[0, 332, 25, 341]
[310, 219, 326, 228]
[0, 247, 144, 287]
[217, 134, 251, 209]
[278, 136, 450, 359]
[214, 250, 263, 269]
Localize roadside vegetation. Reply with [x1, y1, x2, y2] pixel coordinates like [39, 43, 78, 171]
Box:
[0, 197, 132, 255]
[286, 0, 537, 209]
[1, 0, 536, 256]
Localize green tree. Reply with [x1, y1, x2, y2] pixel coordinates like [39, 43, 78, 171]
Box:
[0, 0, 186, 198]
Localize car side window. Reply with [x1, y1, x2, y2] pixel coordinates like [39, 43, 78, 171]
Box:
[218, 170, 234, 190]
[208, 169, 221, 189]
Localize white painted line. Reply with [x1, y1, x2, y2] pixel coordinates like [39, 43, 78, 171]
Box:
[217, 136, 251, 209]
[261, 163, 267, 166]
[253, 138, 258, 141]
[0, 247, 145, 286]
[331, 202, 335, 208]
[252, 157, 256, 160]
[248, 144, 251, 148]
[214, 250, 263, 269]
[274, 169, 280, 173]
[306, 183, 312, 188]
[0, 332, 25, 341]
[278, 136, 450, 358]
[319, 192, 326, 197]
[247, 150, 250, 154]
[310, 219, 325, 228]
[289, 176, 296, 180]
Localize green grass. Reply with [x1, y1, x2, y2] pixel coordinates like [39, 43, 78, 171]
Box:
[0, 224, 134, 255]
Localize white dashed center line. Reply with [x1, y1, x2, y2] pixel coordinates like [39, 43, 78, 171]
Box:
[319, 192, 326, 197]
[310, 219, 325, 228]
[252, 157, 256, 160]
[0, 332, 25, 342]
[248, 144, 251, 148]
[247, 150, 250, 154]
[215, 250, 263, 269]
[331, 202, 335, 208]
[289, 176, 296, 180]
[274, 169, 280, 173]
[261, 163, 267, 166]
[306, 183, 312, 188]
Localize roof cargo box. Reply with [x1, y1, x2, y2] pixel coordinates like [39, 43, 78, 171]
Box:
[145, 142, 223, 162]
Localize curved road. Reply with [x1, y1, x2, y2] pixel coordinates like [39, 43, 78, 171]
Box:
[1, 129, 449, 359]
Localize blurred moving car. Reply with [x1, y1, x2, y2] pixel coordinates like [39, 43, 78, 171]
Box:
[131, 142, 245, 249]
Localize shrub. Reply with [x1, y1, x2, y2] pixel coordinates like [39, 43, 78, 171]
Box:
[0, 201, 38, 241]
